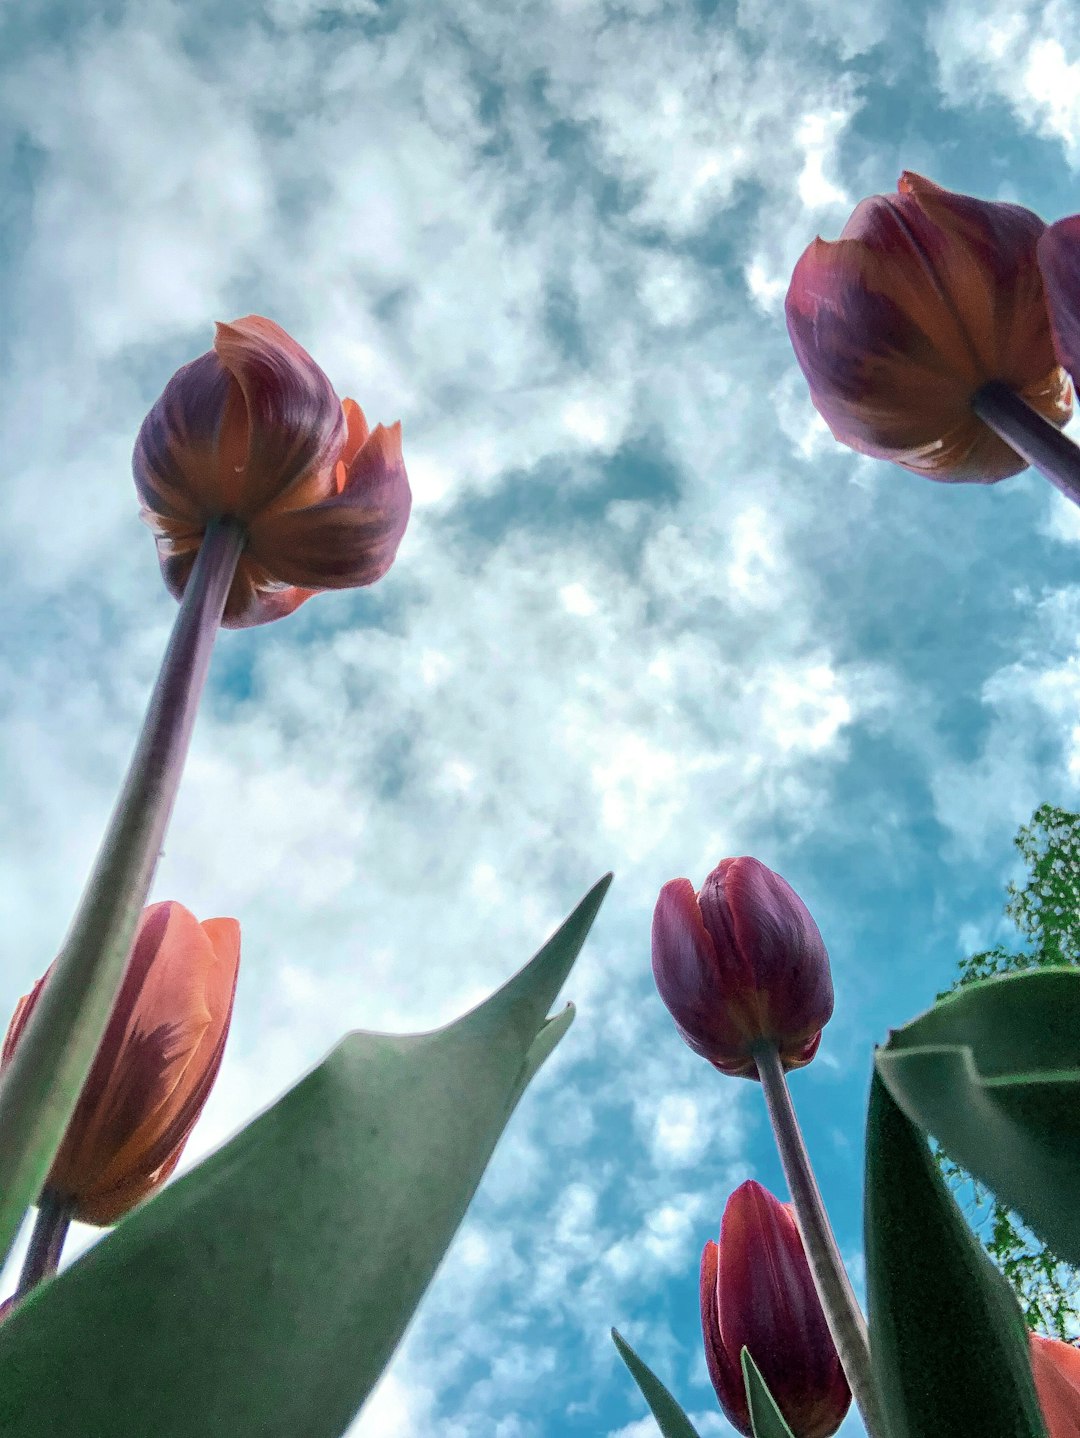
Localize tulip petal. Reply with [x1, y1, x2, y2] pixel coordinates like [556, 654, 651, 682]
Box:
[1038, 217, 1080, 387]
[220, 555, 320, 629]
[133, 352, 240, 526]
[225, 583, 320, 629]
[62, 904, 213, 1202]
[337, 397, 371, 477]
[245, 421, 411, 589]
[1, 976, 47, 1068]
[1031, 1333, 1080, 1438]
[701, 1238, 752, 1435]
[212, 317, 347, 519]
[651, 879, 750, 1068]
[81, 917, 241, 1224]
[701, 859, 834, 1052]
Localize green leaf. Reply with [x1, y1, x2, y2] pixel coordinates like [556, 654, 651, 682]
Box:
[877, 966, 1080, 1265]
[740, 1349, 796, 1438]
[864, 1070, 1048, 1438]
[611, 1329, 703, 1438]
[0, 875, 612, 1438]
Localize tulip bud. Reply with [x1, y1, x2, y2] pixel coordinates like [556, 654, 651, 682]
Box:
[786, 171, 1071, 481]
[652, 856, 833, 1079]
[1030, 1332, 1080, 1437]
[132, 315, 411, 627]
[1, 901, 239, 1226]
[701, 1180, 851, 1438]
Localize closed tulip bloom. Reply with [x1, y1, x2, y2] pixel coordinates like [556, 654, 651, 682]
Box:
[652, 856, 833, 1079]
[1, 902, 239, 1226]
[1030, 1332, 1080, 1438]
[701, 1181, 850, 1438]
[786, 171, 1071, 481]
[132, 316, 411, 627]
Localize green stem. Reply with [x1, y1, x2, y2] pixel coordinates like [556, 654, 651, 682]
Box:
[753, 1041, 890, 1438]
[972, 381, 1080, 507]
[14, 1188, 73, 1299]
[0, 520, 244, 1269]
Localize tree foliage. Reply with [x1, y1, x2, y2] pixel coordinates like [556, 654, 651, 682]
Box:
[933, 803, 1080, 1339]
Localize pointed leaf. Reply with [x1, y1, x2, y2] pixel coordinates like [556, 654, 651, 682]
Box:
[865, 1069, 1048, 1438]
[876, 966, 1080, 1263]
[612, 1328, 704, 1438]
[0, 875, 612, 1438]
[741, 1349, 797, 1438]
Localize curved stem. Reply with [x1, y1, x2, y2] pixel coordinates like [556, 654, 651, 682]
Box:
[753, 1041, 890, 1438]
[15, 1188, 73, 1299]
[0, 521, 244, 1269]
[972, 381, 1080, 506]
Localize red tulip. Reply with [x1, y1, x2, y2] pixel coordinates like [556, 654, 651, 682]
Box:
[1031, 1332, 1080, 1437]
[132, 316, 411, 627]
[652, 856, 833, 1079]
[786, 171, 1071, 481]
[701, 1180, 851, 1438]
[1, 901, 239, 1226]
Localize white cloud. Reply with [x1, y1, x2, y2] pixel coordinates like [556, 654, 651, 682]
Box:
[929, 0, 1080, 165]
[1, 2, 1052, 1436]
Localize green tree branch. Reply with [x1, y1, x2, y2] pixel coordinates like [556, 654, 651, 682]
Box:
[932, 803, 1080, 1340]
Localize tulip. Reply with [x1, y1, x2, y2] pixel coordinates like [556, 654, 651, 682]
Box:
[652, 856, 833, 1079]
[132, 315, 411, 627]
[786, 171, 1071, 482]
[1030, 1332, 1080, 1438]
[701, 1180, 851, 1438]
[2, 901, 239, 1227]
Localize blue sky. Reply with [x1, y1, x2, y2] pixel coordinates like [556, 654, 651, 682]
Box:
[2, 0, 1079, 1433]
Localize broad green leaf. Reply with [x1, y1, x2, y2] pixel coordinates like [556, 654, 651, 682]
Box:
[876, 966, 1080, 1264]
[611, 1328, 703, 1438]
[0, 875, 612, 1438]
[864, 1070, 1048, 1438]
[741, 1349, 796, 1438]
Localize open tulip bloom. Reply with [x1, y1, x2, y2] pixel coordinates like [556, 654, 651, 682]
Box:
[133, 316, 411, 628]
[786, 171, 1080, 508]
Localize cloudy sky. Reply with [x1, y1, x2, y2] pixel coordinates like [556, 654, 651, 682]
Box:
[2, 0, 1079, 1433]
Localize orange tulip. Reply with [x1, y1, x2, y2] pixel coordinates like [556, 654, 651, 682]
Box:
[1031, 1332, 1080, 1437]
[786, 172, 1071, 482]
[1, 901, 239, 1226]
[132, 316, 411, 627]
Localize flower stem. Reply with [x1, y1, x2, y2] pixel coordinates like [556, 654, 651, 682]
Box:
[14, 1188, 73, 1299]
[0, 520, 244, 1270]
[972, 381, 1080, 506]
[752, 1041, 890, 1438]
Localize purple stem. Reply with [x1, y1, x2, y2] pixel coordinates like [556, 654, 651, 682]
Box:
[14, 1188, 73, 1299]
[753, 1040, 890, 1438]
[972, 381, 1080, 506]
[0, 520, 244, 1269]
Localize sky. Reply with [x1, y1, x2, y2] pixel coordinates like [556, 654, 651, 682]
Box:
[1, 0, 1079, 1433]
